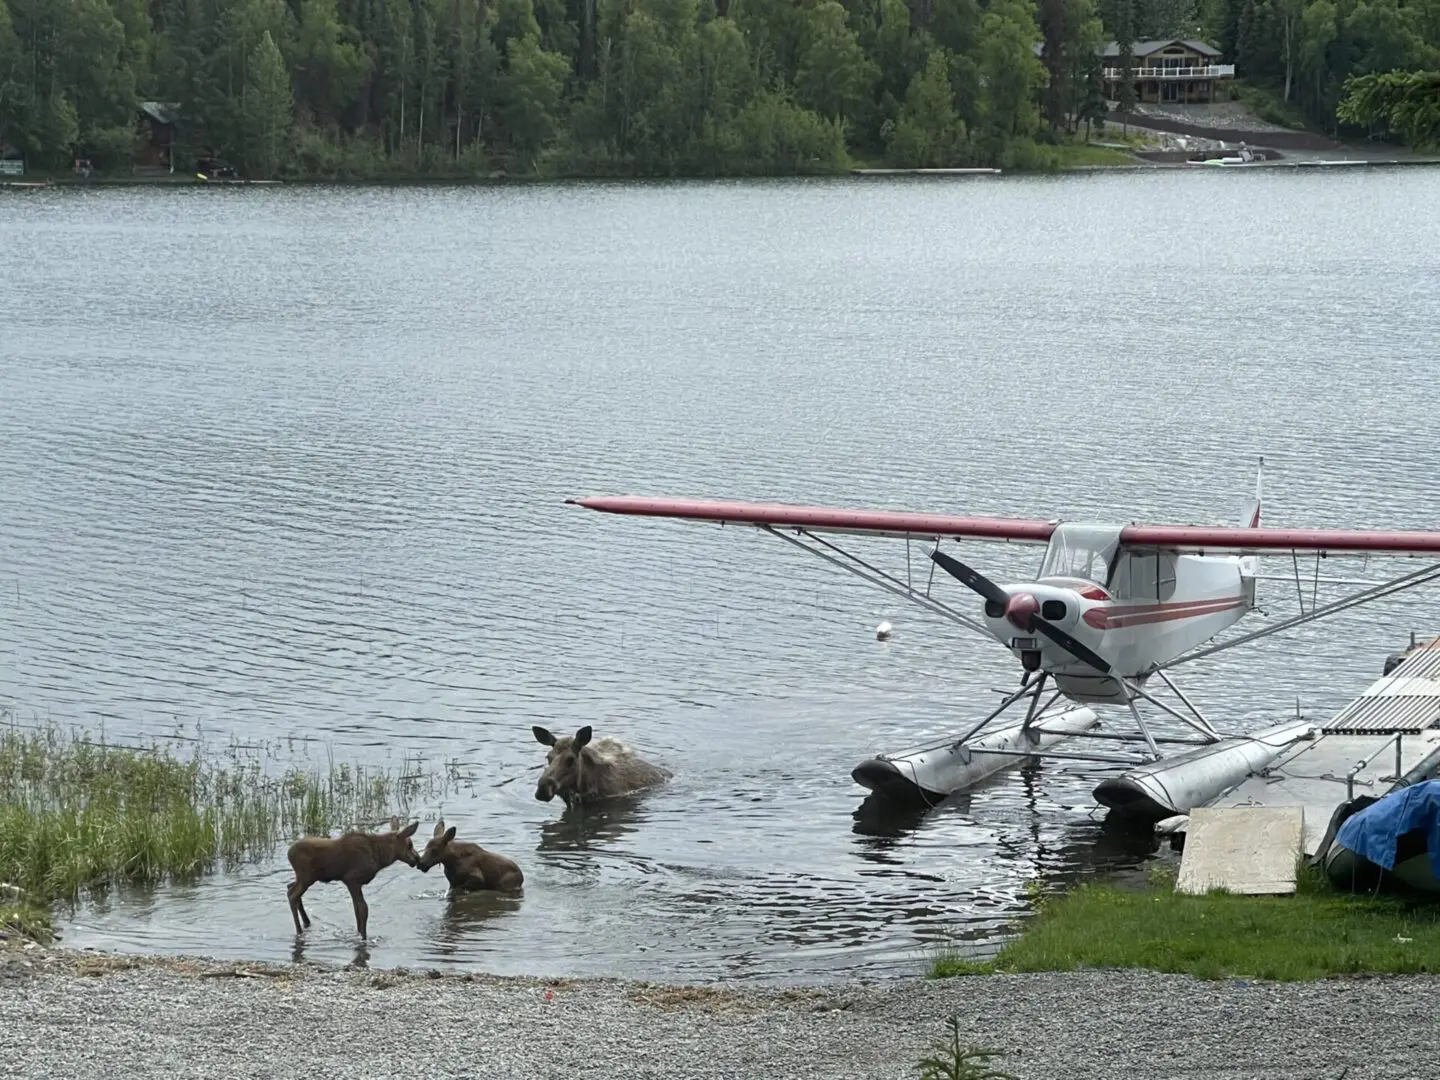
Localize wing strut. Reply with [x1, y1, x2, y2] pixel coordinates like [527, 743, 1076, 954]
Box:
[761, 527, 993, 638]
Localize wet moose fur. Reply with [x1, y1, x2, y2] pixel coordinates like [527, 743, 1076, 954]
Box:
[532, 724, 671, 808]
[416, 819, 524, 892]
[286, 816, 420, 939]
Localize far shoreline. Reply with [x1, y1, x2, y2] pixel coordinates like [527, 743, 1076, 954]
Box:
[7, 150, 1440, 192]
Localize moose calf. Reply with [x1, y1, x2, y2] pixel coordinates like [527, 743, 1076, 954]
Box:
[286, 816, 420, 939]
[416, 819, 524, 892]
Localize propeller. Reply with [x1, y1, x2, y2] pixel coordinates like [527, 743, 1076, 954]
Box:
[1024, 617, 1112, 675]
[929, 549, 1008, 608]
[929, 548, 1112, 675]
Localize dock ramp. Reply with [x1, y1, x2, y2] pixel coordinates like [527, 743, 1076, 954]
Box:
[1176, 806, 1305, 894]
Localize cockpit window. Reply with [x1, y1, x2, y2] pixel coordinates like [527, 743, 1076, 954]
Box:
[1038, 523, 1124, 586]
[1110, 550, 1179, 601]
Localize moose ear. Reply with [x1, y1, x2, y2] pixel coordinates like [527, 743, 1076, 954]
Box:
[432, 820, 446, 839]
[574, 725, 593, 750]
[400, 820, 420, 839]
[443, 826, 457, 844]
[533, 725, 556, 746]
[390, 815, 401, 832]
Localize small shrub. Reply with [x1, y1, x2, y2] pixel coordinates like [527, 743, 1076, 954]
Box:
[914, 1017, 1017, 1080]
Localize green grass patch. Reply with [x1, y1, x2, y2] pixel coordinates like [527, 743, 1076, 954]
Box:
[1, 883, 55, 944]
[930, 864, 1440, 982]
[1051, 141, 1138, 168]
[929, 951, 995, 978]
[0, 718, 455, 938]
[1088, 130, 1167, 149]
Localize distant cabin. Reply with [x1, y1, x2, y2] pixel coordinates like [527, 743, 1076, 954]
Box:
[136, 102, 181, 173]
[1032, 39, 1236, 106]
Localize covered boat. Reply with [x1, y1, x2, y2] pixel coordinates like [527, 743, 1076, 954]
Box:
[1322, 779, 1440, 893]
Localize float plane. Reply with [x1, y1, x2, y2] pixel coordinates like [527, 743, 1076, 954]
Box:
[565, 460, 1440, 820]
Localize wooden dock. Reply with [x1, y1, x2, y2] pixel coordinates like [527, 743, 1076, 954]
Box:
[1200, 637, 1440, 856]
[850, 167, 1002, 177]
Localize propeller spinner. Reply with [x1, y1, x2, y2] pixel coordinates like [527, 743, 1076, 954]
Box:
[929, 549, 1112, 675]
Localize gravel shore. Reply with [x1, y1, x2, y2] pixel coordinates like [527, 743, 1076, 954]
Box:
[1129, 102, 1300, 134]
[2, 944, 1436, 1079]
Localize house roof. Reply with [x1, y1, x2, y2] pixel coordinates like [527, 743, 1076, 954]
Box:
[138, 101, 181, 125]
[1030, 38, 1223, 59]
[1102, 39, 1222, 58]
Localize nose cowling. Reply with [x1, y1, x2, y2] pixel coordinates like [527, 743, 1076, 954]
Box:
[1005, 592, 1039, 630]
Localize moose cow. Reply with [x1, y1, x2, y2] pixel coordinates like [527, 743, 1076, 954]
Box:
[532, 724, 670, 809]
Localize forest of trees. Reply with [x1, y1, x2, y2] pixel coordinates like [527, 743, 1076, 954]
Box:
[0, 0, 1436, 179]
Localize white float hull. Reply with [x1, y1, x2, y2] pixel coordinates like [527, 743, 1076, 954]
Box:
[1093, 718, 1320, 823]
[852, 706, 1101, 804]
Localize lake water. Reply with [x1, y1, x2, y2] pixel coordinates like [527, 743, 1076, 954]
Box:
[2, 169, 1439, 983]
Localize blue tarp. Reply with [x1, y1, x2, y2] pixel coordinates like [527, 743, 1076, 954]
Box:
[1335, 779, 1440, 871]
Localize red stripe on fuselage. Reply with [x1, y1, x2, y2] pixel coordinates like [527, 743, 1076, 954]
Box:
[1083, 597, 1246, 630]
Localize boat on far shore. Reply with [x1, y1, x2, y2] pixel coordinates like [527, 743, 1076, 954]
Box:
[1187, 146, 1260, 166]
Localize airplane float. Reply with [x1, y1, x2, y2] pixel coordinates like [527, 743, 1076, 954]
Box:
[565, 459, 1440, 825]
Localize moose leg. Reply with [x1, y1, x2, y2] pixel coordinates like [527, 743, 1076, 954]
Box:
[496, 869, 524, 892]
[287, 878, 313, 933]
[346, 881, 369, 939]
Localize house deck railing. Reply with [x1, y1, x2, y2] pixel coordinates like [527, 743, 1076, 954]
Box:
[1103, 64, 1236, 80]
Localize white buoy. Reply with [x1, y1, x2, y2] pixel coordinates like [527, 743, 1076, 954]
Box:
[875, 621, 893, 641]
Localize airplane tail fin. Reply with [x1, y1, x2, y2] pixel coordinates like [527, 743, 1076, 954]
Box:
[1238, 456, 1262, 597]
[1239, 455, 1263, 530]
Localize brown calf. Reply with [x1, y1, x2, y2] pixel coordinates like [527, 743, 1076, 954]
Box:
[416, 819, 524, 892]
[286, 816, 420, 939]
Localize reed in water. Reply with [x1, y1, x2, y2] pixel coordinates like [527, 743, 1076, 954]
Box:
[0, 714, 451, 939]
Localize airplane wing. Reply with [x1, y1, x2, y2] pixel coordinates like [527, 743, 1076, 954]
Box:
[564, 496, 1058, 543]
[1118, 524, 1440, 558]
[568, 495, 1440, 557]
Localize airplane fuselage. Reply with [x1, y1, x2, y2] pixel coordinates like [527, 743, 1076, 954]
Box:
[978, 529, 1254, 705]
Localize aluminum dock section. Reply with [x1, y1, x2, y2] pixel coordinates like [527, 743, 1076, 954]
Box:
[1203, 636, 1440, 855]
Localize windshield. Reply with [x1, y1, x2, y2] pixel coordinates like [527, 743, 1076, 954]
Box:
[1038, 523, 1124, 585]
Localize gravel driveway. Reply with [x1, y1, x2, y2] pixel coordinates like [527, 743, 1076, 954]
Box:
[2, 946, 1434, 1079]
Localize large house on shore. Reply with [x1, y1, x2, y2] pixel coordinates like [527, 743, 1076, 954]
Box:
[1033, 39, 1236, 106]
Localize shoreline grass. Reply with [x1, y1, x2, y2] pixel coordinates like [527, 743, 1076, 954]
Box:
[0, 717, 455, 940]
[931, 865, 1440, 982]
[11, 139, 1136, 189]
[1, 882, 54, 943]
[1050, 141, 1140, 169]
